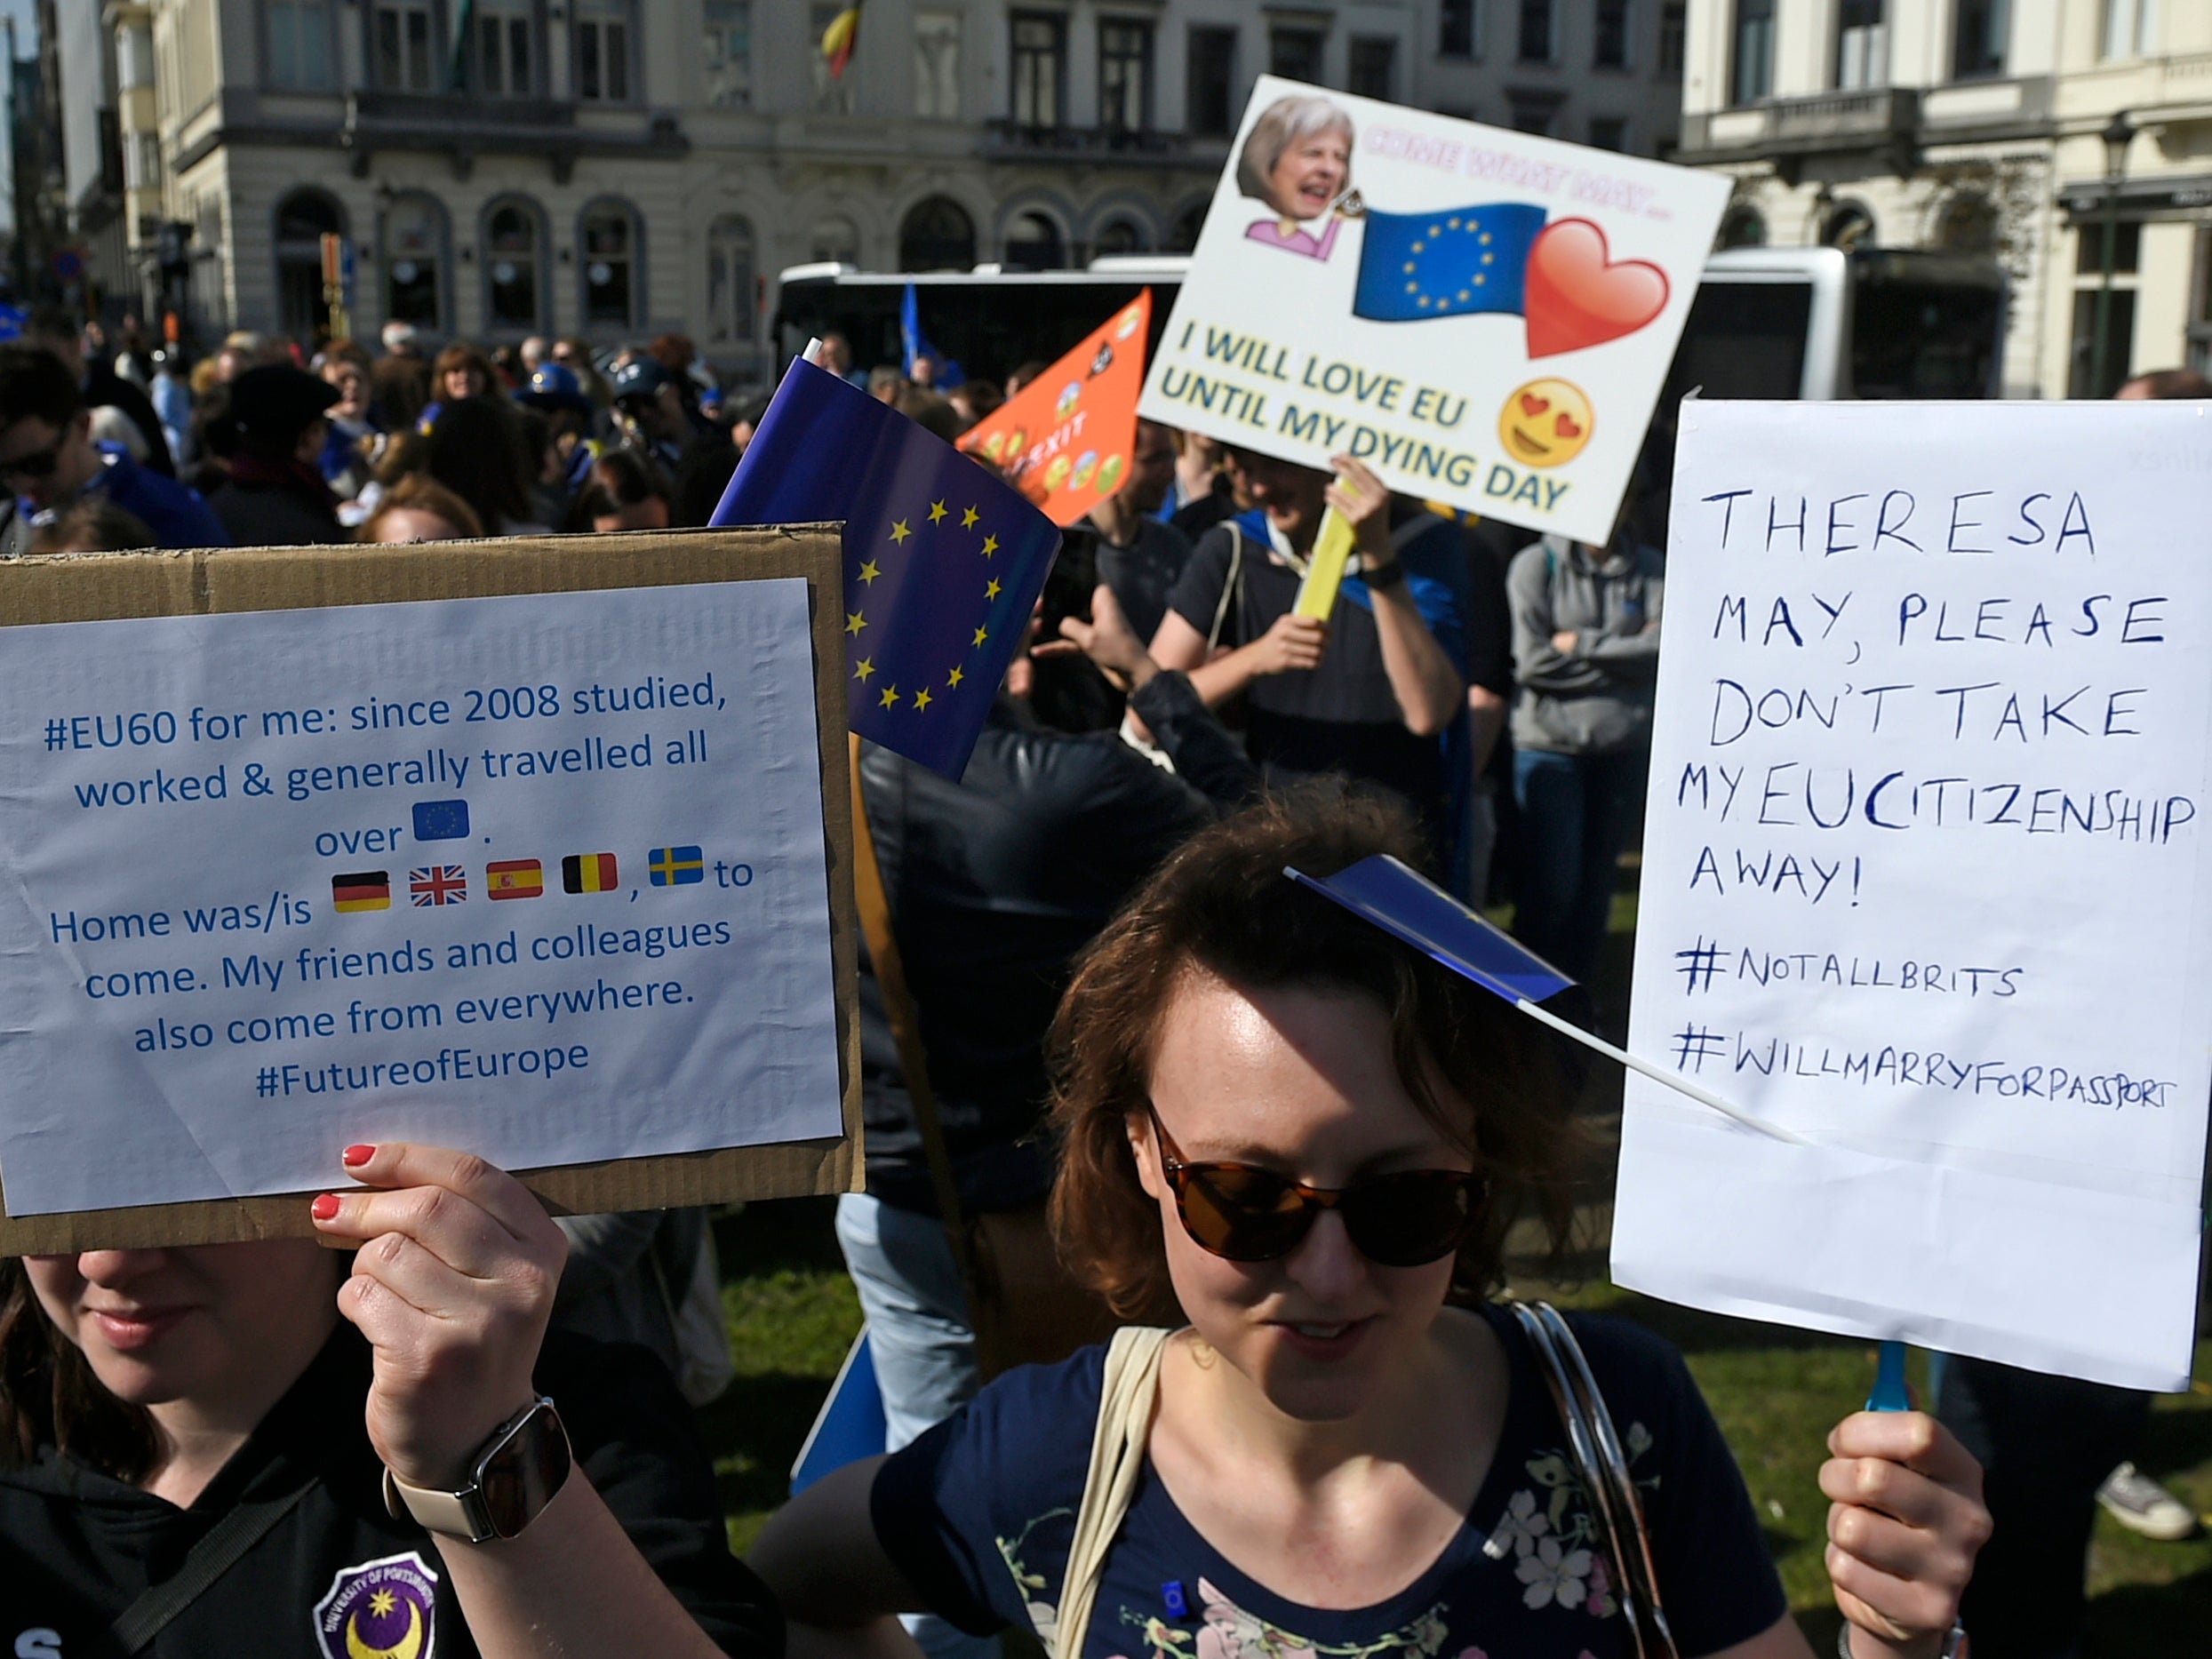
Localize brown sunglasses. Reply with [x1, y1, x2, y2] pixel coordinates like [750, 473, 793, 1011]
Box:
[1147, 1106, 1485, 1266]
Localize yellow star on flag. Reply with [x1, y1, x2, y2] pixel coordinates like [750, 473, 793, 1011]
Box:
[854, 657, 875, 682]
[927, 500, 948, 524]
[980, 534, 999, 557]
[845, 610, 867, 636]
[972, 625, 990, 648]
[947, 666, 965, 688]
[880, 685, 900, 708]
[961, 505, 980, 529]
[858, 559, 882, 586]
[985, 578, 1002, 600]
[914, 688, 934, 712]
[890, 519, 912, 544]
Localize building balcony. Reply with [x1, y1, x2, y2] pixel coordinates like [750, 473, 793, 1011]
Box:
[980, 119, 1213, 166]
[1679, 87, 1921, 166]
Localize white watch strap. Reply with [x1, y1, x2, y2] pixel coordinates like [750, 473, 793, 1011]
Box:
[382, 1465, 493, 1542]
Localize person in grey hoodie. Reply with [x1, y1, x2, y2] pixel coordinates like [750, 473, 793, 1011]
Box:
[1505, 527, 1664, 980]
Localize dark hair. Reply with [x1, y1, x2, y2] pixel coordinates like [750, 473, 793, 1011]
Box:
[896, 389, 963, 443]
[426, 399, 534, 533]
[0, 342, 84, 430]
[2120, 368, 2212, 400]
[1047, 788, 1582, 1319]
[359, 471, 485, 541]
[28, 497, 157, 554]
[565, 447, 673, 530]
[0, 1260, 160, 1479]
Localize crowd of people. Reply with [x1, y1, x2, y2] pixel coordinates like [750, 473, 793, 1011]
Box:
[4, 302, 2208, 1659]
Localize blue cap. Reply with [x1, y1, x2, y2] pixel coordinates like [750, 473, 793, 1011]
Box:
[517, 361, 594, 413]
[610, 356, 670, 403]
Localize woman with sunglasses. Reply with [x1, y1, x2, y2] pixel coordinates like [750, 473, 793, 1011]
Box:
[753, 792, 1990, 1659]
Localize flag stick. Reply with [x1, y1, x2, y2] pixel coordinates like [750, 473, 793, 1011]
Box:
[1510, 995, 1808, 1145]
[1865, 1341, 1912, 1412]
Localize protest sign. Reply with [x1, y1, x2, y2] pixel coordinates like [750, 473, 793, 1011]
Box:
[0, 530, 860, 1254]
[1613, 400, 2212, 1391]
[958, 291, 1151, 525]
[1137, 76, 1728, 546]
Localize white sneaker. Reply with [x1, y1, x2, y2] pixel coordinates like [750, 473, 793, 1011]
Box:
[2095, 1461, 2198, 1541]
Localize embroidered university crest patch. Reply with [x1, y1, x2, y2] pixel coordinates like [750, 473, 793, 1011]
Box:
[314, 1551, 440, 1659]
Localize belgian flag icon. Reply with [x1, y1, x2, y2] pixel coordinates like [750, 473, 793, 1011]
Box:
[562, 852, 619, 894]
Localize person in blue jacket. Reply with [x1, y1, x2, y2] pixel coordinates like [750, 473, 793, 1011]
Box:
[0, 342, 228, 549]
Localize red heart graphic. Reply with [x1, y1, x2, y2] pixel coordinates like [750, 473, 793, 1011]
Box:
[1523, 218, 1670, 359]
[1553, 412, 1582, 439]
[1519, 392, 1550, 417]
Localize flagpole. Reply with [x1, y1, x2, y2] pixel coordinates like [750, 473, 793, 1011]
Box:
[1511, 995, 1805, 1145]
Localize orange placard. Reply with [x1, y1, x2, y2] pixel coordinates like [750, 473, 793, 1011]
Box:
[959, 291, 1152, 527]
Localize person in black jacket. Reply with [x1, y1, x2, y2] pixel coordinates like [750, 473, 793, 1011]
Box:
[202, 366, 348, 546]
[26, 307, 177, 478]
[840, 576, 1256, 1659]
[0, 1141, 779, 1656]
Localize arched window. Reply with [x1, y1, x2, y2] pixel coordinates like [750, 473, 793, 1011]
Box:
[482, 196, 545, 333]
[1715, 207, 1767, 250]
[1166, 199, 1208, 253]
[579, 200, 642, 328]
[898, 196, 976, 273]
[1003, 209, 1065, 271]
[810, 213, 861, 266]
[706, 215, 756, 344]
[1936, 194, 2000, 255]
[275, 188, 346, 343]
[383, 192, 448, 331]
[1823, 202, 1875, 251]
[1091, 215, 1150, 257]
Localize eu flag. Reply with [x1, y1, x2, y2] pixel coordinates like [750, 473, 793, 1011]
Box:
[900, 283, 964, 390]
[1286, 853, 1574, 1005]
[1352, 203, 1548, 324]
[710, 357, 1062, 778]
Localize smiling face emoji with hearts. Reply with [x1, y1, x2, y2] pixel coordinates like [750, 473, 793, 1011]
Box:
[1497, 379, 1593, 469]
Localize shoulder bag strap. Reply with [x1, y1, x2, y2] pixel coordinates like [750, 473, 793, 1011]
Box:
[1505, 1300, 1678, 1659]
[846, 734, 988, 1330]
[107, 1474, 318, 1654]
[1050, 1325, 1174, 1659]
[1206, 523, 1244, 654]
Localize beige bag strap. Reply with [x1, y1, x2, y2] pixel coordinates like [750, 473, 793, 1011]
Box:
[1050, 1325, 1174, 1659]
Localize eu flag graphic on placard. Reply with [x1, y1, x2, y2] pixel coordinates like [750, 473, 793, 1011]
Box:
[1352, 203, 1547, 323]
[711, 356, 1063, 778]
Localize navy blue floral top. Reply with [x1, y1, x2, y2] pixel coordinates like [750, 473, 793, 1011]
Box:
[872, 1304, 1788, 1659]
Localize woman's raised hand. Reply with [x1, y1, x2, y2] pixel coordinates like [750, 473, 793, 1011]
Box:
[310, 1142, 569, 1488]
[1821, 1410, 1991, 1658]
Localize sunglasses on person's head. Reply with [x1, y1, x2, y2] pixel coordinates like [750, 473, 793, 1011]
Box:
[1147, 1105, 1485, 1267]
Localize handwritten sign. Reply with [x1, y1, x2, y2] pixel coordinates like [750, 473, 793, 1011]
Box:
[0, 578, 844, 1220]
[1137, 76, 1728, 545]
[1613, 400, 2212, 1391]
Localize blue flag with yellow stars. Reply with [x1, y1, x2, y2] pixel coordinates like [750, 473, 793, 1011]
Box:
[1352, 203, 1548, 323]
[710, 356, 1062, 778]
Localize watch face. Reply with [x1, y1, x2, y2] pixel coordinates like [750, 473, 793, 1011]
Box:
[477, 1403, 572, 1538]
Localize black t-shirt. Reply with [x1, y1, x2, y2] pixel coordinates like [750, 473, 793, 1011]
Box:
[0, 1327, 779, 1657]
[873, 1304, 1786, 1659]
[1167, 520, 1449, 816]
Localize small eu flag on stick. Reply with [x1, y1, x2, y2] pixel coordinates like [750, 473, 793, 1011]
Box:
[1286, 855, 1802, 1145]
[711, 350, 1062, 778]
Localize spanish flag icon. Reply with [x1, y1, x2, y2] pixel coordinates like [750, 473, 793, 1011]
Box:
[562, 852, 619, 894]
[487, 859, 544, 900]
[332, 871, 391, 913]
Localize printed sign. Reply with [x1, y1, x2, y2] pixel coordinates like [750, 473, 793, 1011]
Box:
[959, 291, 1152, 525]
[1138, 77, 1729, 545]
[1613, 400, 2212, 1391]
[0, 580, 843, 1217]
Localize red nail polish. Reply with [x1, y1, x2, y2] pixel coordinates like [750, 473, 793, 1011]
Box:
[311, 1192, 340, 1222]
[342, 1145, 375, 1168]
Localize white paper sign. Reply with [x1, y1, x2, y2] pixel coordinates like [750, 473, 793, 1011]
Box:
[0, 581, 842, 1216]
[1137, 76, 1729, 545]
[1613, 401, 2212, 1391]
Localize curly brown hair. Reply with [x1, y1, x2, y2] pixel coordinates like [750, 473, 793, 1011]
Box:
[1046, 787, 1583, 1320]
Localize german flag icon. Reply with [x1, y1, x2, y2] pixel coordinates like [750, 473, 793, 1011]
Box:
[332, 872, 391, 913]
[563, 852, 619, 894]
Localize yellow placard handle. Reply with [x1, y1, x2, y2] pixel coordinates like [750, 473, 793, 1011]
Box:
[1293, 505, 1358, 621]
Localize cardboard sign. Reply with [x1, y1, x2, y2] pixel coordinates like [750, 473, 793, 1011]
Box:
[959, 291, 1152, 525]
[1613, 401, 2212, 1391]
[1138, 77, 1728, 546]
[0, 530, 860, 1253]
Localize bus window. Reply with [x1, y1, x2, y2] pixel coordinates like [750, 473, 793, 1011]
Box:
[1850, 252, 2005, 398]
[1666, 281, 1815, 403]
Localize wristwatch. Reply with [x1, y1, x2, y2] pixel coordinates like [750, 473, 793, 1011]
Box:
[382, 1396, 572, 1543]
[1836, 1621, 1968, 1659]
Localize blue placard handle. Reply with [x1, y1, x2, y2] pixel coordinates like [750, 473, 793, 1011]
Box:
[1865, 1340, 1910, 1412]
